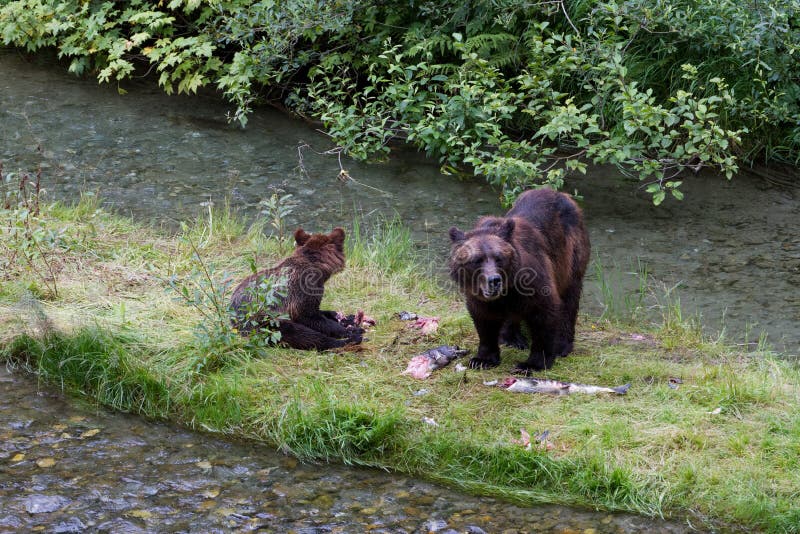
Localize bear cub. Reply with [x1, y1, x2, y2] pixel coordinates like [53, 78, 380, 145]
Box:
[449, 189, 590, 372]
[230, 227, 362, 350]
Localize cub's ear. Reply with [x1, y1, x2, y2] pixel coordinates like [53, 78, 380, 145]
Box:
[449, 226, 466, 244]
[294, 228, 311, 247]
[497, 219, 515, 241]
[329, 227, 346, 248]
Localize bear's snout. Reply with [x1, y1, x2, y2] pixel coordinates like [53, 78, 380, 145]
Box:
[479, 270, 504, 300]
[487, 274, 502, 292]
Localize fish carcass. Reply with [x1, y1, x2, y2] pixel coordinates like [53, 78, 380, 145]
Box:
[499, 377, 630, 395]
[402, 345, 469, 379]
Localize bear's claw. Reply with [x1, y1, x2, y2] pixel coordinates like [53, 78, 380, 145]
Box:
[511, 364, 534, 376]
[513, 357, 554, 374]
[469, 357, 500, 370]
[501, 337, 528, 350]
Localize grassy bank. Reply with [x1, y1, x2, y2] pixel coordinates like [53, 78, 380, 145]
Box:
[1, 197, 799, 532]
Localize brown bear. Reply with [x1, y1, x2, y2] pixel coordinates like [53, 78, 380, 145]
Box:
[230, 227, 363, 350]
[449, 188, 590, 372]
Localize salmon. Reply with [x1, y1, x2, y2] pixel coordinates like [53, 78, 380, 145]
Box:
[402, 346, 469, 379]
[499, 377, 630, 395]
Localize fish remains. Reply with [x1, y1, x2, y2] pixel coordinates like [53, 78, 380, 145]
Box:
[499, 377, 630, 395]
[402, 345, 469, 379]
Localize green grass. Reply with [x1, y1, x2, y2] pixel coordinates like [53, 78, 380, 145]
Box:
[1, 199, 799, 533]
[3, 328, 171, 418]
[591, 256, 653, 325]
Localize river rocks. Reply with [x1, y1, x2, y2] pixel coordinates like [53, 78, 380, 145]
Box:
[310, 493, 334, 510]
[95, 492, 136, 512]
[0, 515, 23, 528]
[52, 517, 86, 533]
[23, 494, 70, 514]
[423, 518, 449, 531]
[8, 419, 33, 430]
[96, 518, 147, 533]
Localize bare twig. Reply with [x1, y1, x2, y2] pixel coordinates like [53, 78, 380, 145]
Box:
[296, 142, 391, 195]
[560, 0, 580, 35]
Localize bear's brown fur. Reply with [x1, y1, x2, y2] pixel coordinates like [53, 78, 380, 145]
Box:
[230, 227, 362, 350]
[449, 189, 590, 371]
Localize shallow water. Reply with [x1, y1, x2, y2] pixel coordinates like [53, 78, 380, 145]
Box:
[0, 367, 688, 533]
[2, 51, 797, 352]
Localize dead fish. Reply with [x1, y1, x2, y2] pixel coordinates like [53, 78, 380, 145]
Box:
[422, 417, 439, 427]
[408, 316, 439, 335]
[336, 310, 377, 329]
[511, 429, 554, 451]
[499, 377, 630, 395]
[668, 377, 683, 390]
[397, 311, 418, 321]
[402, 345, 469, 379]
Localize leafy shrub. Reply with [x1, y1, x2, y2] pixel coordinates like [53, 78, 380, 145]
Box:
[258, 191, 298, 251]
[1, 0, 797, 201]
[165, 237, 285, 373]
[0, 164, 66, 298]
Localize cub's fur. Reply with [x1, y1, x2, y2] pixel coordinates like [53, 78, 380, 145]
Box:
[231, 227, 362, 350]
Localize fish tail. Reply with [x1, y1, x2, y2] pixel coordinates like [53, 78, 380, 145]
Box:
[613, 383, 631, 395]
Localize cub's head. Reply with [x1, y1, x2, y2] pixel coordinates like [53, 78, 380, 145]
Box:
[448, 218, 518, 301]
[292, 227, 347, 277]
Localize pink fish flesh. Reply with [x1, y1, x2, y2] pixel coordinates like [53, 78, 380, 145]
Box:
[407, 316, 439, 335]
[402, 345, 469, 379]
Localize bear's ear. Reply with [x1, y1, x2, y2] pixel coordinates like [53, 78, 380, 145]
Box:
[497, 219, 515, 241]
[294, 228, 311, 247]
[449, 226, 466, 244]
[329, 227, 345, 248]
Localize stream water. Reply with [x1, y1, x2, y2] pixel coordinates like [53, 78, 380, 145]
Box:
[0, 367, 686, 533]
[1, 48, 797, 532]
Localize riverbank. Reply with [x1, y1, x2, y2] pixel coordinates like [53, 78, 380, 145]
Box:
[5, 367, 687, 532]
[2, 198, 799, 532]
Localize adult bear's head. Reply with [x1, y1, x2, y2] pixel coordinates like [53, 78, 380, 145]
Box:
[448, 218, 519, 301]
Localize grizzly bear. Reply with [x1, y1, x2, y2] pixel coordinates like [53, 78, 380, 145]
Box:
[449, 189, 590, 372]
[230, 227, 363, 350]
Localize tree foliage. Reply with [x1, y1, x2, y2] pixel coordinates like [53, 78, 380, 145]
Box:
[1, 0, 798, 202]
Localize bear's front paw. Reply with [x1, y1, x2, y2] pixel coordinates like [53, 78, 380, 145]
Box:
[468, 356, 500, 370]
[347, 325, 365, 336]
[501, 336, 528, 350]
[515, 352, 554, 373]
[554, 340, 573, 357]
[512, 363, 536, 376]
[344, 323, 364, 336]
[345, 328, 364, 344]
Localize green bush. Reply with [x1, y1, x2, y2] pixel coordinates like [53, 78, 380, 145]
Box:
[165, 236, 286, 374]
[1, 0, 797, 201]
